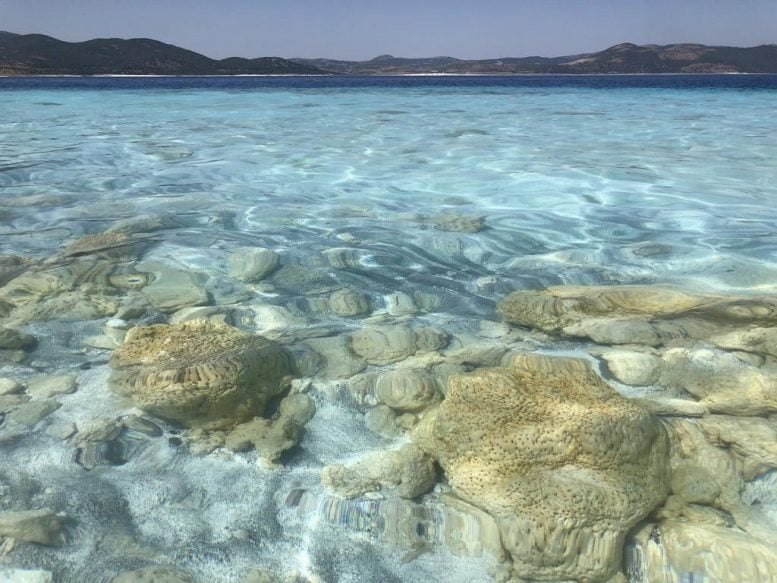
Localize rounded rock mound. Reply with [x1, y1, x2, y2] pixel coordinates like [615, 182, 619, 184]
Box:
[413, 353, 669, 582]
[109, 321, 290, 427]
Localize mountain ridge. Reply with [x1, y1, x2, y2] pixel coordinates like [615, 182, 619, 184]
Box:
[294, 42, 777, 74]
[1, 32, 776, 75]
[0, 31, 325, 75]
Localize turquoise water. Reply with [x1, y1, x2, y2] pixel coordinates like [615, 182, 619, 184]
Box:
[3, 81, 777, 294]
[1, 77, 777, 582]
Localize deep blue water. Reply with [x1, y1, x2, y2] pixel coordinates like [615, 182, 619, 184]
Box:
[2, 73, 777, 91]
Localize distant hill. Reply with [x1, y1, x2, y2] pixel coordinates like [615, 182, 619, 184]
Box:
[0, 31, 325, 75]
[295, 43, 777, 75]
[1, 32, 775, 76]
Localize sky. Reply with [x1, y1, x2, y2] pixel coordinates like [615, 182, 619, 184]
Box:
[1, 0, 776, 61]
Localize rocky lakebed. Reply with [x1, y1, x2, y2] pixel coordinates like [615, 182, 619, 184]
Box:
[1, 209, 776, 582]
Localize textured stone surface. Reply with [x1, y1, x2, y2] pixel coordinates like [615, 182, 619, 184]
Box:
[350, 325, 416, 365]
[329, 289, 371, 317]
[631, 397, 708, 417]
[322, 444, 436, 499]
[594, 348, 663, 386]
[0, 377, 23, 395]
[350, 325, 448, 366]
[111, 566, 195, 583]
[431, 213, 486, 233]
[413, 354, 669, 582]
[712, 326, 777, 358]
[303, 335, 366, 379]
[26, 374, 78, 398]
[0, 394, 30, 413]
[4, 400, 61, 427]
[662, 419, 743, 514]
[699, 415, 777, 479]
[224, 393, 316, 463]
[659, 348, 777, 416]
[109, 321, 290, 427]
[498, 285, 777, 345]
[0, 509, 62, 545]
[227, 247, 279, 282]
[0, 327, 36, 350]
[375, 369, 442, 412]
[139, 261, 210, 313]
[669, 460, 720, 505]
[633, 521, 777, 583]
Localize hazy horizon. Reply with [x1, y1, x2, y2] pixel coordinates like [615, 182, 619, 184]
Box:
[2, 0, 776, 61]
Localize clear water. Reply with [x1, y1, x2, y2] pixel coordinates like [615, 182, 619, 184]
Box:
[1, 75, 777, 582]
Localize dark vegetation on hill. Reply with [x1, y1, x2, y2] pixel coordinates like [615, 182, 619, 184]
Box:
[1, 32, 775, 76]
[0, 31, 324, 75]
[295, 43, 777, 74]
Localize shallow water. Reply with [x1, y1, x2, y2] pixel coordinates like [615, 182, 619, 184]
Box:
[1, 75, 777, 582]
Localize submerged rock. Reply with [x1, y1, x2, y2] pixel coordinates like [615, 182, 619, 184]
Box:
[0, 378, 23, 396]
[0, 509, 63, 545]
[26, 374, 78, 399]
[630, 521, 777, 583]
[497, 285, 777, 346]
[661, 418, 744, 519]
[75, 416, 162, 470]
[106, 213, 180, 235]
[712, 326, 777, 359]
[659, 347, 777, 416]
[227, 247, 279, 282]
[430, 213, 486, 233]
[375, 369, 442, 412]
[3, 400, 61, 428]
[0, 328, 36, 351]
[350, 325, 449, 366]
[271, 264, 336, 293]
[328, 289, 371, 317]
[111, 566, 195, 583]
[303, 335, 367, 379]
[109, 321, 290, 427]
[289, 489, 503, 561]
[699, 415, 777, 479]
[138, 261, 210, 313]
[224, 393, 315, 464]
[62, 232, 153, 260]
[413, 354, 669, 582]
[13, 292, 121, 323]
[321, 444, 436, 499]
[591, 347, 663, 386]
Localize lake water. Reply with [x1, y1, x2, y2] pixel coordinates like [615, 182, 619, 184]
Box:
[1, 75, 776, 582]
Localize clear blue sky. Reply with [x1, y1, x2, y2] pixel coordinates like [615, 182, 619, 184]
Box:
[2, 0, 776, 60]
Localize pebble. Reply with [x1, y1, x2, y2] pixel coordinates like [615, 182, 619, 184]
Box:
[0, 377, 23, 395]
[26, 374, 78, 398]
[5, 400, 61, 427]
[45, 421, 78, 440]
[227, 247, 280, 281]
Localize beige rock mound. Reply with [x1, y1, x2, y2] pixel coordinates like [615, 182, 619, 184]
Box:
[414, 354, 669, 582]
[498, 285, 777, 346]
[109, 321, 290, 427]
